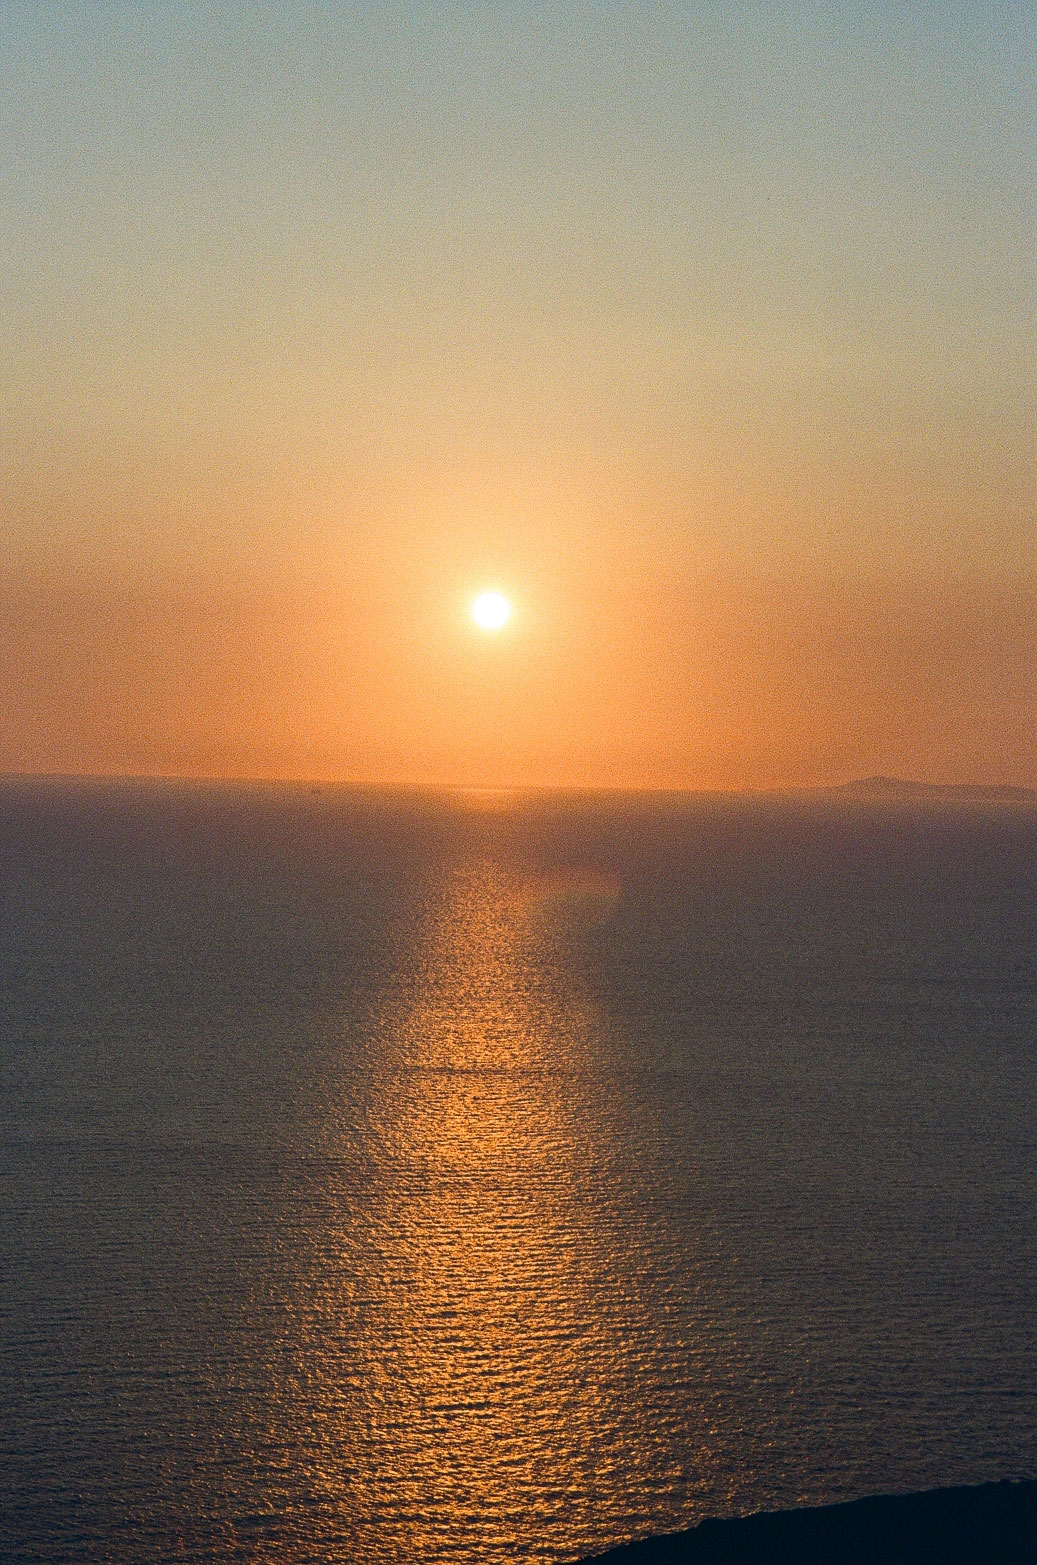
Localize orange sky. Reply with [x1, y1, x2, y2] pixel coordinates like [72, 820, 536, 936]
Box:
[2, 3, 1034, 788]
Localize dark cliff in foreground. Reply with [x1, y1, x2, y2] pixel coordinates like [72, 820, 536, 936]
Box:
[580, 1479, 1037, 1565]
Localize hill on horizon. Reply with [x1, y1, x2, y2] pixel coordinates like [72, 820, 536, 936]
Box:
[829, 776, 1036, 802]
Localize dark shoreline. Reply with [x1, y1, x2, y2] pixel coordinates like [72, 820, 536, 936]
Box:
[579, 1479, 1037, 1564]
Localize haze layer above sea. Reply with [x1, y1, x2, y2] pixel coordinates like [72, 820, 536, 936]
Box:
[2, 779, 1035, 1563]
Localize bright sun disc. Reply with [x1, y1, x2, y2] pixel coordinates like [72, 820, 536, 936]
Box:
[472, 591, 511, 630]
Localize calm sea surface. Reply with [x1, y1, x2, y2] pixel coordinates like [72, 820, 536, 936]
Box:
[2, 780, 1035, 1563]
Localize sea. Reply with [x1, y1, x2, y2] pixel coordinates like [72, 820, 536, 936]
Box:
[1, 778, 1035, 1563]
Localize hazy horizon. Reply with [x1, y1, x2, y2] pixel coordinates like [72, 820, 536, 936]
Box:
[3, 768, 1035, 800]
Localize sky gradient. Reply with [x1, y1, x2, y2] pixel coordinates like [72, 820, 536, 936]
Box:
[2, 1, 1034, 788]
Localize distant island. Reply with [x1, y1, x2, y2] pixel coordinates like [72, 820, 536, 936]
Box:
[823, 776, 1037, 803]
[579, 1478, 1037, 1564]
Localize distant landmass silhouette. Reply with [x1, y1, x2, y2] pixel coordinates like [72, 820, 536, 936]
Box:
[828, 776, 1036, 802]
[579, 1479, 1037, 1565]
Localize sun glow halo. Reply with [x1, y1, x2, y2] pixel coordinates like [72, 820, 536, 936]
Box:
[471, 591, 511, 631]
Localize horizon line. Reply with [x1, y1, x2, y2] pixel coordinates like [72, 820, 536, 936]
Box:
[2, 768, 1035, 801]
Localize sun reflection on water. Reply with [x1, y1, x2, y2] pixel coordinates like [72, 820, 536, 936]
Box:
[272, 856, 722, 1561]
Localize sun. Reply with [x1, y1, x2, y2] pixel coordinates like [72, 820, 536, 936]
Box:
[471, 591, 511, 630]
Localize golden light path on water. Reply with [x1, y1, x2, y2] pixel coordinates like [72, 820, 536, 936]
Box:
[267, 853, 741, 1563]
